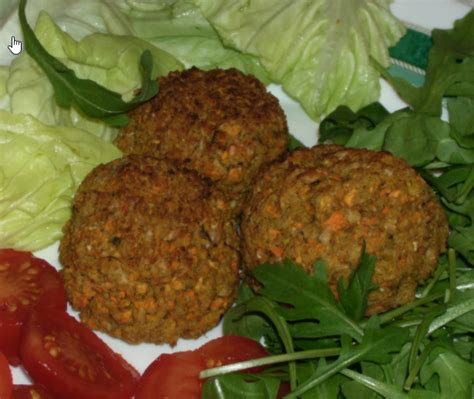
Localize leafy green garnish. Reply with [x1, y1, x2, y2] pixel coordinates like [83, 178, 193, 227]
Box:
[420, 349, 474, 398]
[337, 244, 377, 322]
[319, 103, 390, 146]
[286, 319, 409, 398]
[18, 0, 159, 126]
[253, 259, 364, 342]
[205, 250, 474, 397]
[201, 373, 281, 399]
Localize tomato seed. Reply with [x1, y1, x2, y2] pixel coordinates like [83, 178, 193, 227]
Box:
[48, 347, 61, 358]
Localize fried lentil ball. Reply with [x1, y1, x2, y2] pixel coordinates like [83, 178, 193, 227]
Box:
[115, 67, 289, 210]
[241, 144, 449, 314]
[59, 155, 240, 345]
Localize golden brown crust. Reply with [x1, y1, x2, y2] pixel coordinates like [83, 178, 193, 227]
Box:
[116, 67, 289, 210]
[241, 144, 449, 314]
[59, 155, 240, 344]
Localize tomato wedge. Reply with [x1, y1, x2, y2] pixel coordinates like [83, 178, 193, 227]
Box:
[0, 351, 12, 399]
[135, 335, 268, 399]
[136, 350, 205, 399]
[20, 309, 139, 399]
[12, 384, 57, 399]
[0, 249, 67, 365]
[199, 335, 269, 372]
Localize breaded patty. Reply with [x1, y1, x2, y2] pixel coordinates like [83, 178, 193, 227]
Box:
[115, 67, 289, 210]
[241, 145, 449, 314]
[59, 155, 240, 345]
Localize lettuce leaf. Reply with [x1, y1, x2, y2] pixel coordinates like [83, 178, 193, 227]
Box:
[117, 0, 271, 83]
[0, 0, 133, 66]
[194, 0, 405, 119]
[0, 110, 121, 251]
[3, 10, 182, 141]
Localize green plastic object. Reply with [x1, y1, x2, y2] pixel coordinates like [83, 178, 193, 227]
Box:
[388, 26, 432, 86]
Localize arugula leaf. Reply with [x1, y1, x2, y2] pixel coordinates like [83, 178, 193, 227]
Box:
[252, 259, 364, 342]
[223, 285, 274, 342]
[342, 368, 441, 399]
[341, 361, 386, 399]
[337, 244, 377, 322]
[216, 250, 472, 397]
[201, 373, 281, 399]
[449, 225, 474, 264]
[428, 290, 474, 334]
[19, 0, 159, 126]
[287, 318, 409, 397]
[297, 359, 346, 399]
[222, 295, 298, 390]
[420, 349, 474, 398]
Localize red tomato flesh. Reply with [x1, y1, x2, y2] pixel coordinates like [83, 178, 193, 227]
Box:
[0, 249, 67, 365]
[135, 350, 205, 399]
[20, 309, 139, 399]
[0, 351, 13, 399]
[12, 384, 57, 399]
[135, 335, 268, 399]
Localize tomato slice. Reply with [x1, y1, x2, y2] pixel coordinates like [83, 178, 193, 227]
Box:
[20, 309, 139, 399]
[199, 335, 268, 373]
[12, 384, 57, 399]
[135, 335, 268, 399]
[135, 350, 205, 399]
[0, 249, 67, 365]
[0, 351, 12, 399]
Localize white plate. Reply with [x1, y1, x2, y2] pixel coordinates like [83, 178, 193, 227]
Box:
[10, 0, 472, 385]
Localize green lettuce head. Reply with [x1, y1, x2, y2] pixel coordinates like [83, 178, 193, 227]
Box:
[0, 111, 121, 251]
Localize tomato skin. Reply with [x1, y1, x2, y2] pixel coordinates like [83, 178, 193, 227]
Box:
[20, 309, 139, 399]
[12, 384, 57, 399]
[135, 335, 268, 399]
[135, 351, 205, 399]
[0, 249, 67, 365]
[0, 351, 13, 399]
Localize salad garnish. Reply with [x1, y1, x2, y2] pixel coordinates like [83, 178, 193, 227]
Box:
[18, 0, 159, 126]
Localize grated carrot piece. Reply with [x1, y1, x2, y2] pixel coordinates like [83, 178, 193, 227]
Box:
[270, 246, 284, 258]
[323, 211, 347, 231]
